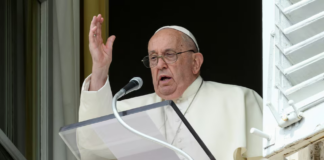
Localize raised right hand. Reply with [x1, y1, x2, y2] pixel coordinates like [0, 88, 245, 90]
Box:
[89, 14, 116, 91]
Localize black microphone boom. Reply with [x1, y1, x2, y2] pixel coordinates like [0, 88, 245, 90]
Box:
[121, 77, 143, 95]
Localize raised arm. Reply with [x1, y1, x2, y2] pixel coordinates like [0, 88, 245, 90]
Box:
[88, 14, 115, 91]
[79, 14, 116, 122]
[77, 14, 117, 160]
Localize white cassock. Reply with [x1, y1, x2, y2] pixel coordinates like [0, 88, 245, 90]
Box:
[77, 75, 265, 160]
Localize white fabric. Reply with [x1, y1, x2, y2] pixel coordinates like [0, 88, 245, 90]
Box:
[53, 0, 80, 160]
[155, 26, 200, 52]
[78, 75, 264, 160]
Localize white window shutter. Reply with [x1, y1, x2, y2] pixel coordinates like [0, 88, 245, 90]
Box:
[262, 0, 324, 159]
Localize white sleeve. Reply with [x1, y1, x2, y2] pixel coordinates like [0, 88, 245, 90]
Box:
[79, 74, 113, 122]
[77, 74, 116, 160]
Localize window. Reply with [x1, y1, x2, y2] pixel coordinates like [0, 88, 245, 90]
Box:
[0, 0, 45, 159]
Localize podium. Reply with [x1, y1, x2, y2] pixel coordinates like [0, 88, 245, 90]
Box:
[59, 100, 216, 160]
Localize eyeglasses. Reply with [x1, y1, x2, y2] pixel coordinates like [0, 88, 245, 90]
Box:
[141, 50, 195, 68]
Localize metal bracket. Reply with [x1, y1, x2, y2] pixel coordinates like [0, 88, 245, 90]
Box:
[250, 128, 276, 150]
[250, 128, 271, 140]
[266, 101, 303, 128]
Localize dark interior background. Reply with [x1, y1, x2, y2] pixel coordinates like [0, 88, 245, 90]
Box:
[109, 0, 262, 100]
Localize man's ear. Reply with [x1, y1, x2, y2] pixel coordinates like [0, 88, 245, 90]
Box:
[192, 52, 204, 75]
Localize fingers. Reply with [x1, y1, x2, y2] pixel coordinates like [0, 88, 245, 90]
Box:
[89, 16, 97, 42]
[96, 14, 103, 43]
[89, 26, 97, 43]
[89, 14, 104, 44]
[90, 16, 97, 33]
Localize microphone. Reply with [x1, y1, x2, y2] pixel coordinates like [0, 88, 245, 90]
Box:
[121, 77, 143, 95]
[111, 77, 193, 160]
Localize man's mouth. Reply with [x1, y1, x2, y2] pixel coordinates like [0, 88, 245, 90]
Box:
[159, 76, 172, 82]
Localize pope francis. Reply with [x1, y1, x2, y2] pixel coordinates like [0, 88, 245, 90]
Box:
[77, 14, 264, 160]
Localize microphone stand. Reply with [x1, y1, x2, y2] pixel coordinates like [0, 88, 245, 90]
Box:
[112, 89, 194, 160]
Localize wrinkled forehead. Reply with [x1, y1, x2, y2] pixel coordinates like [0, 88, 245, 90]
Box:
[148, 29, 184, 53]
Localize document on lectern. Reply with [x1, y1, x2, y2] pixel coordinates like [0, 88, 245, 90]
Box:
[59, 100, 215, 160]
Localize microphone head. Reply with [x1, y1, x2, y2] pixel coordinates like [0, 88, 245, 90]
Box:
[130, 77, 143, 91]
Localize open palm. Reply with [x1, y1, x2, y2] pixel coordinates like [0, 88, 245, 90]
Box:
[89, 14, 116, 70]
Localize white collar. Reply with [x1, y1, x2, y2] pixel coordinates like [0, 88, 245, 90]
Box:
[178, 76, 203, 100]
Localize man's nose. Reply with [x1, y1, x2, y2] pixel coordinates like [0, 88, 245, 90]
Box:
[156, 57, 168, 70]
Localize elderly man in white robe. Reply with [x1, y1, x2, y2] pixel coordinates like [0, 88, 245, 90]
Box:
[78, 14, 264, 160]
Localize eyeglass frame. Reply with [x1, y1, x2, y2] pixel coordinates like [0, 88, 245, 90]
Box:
[141, 49, 196, 68]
